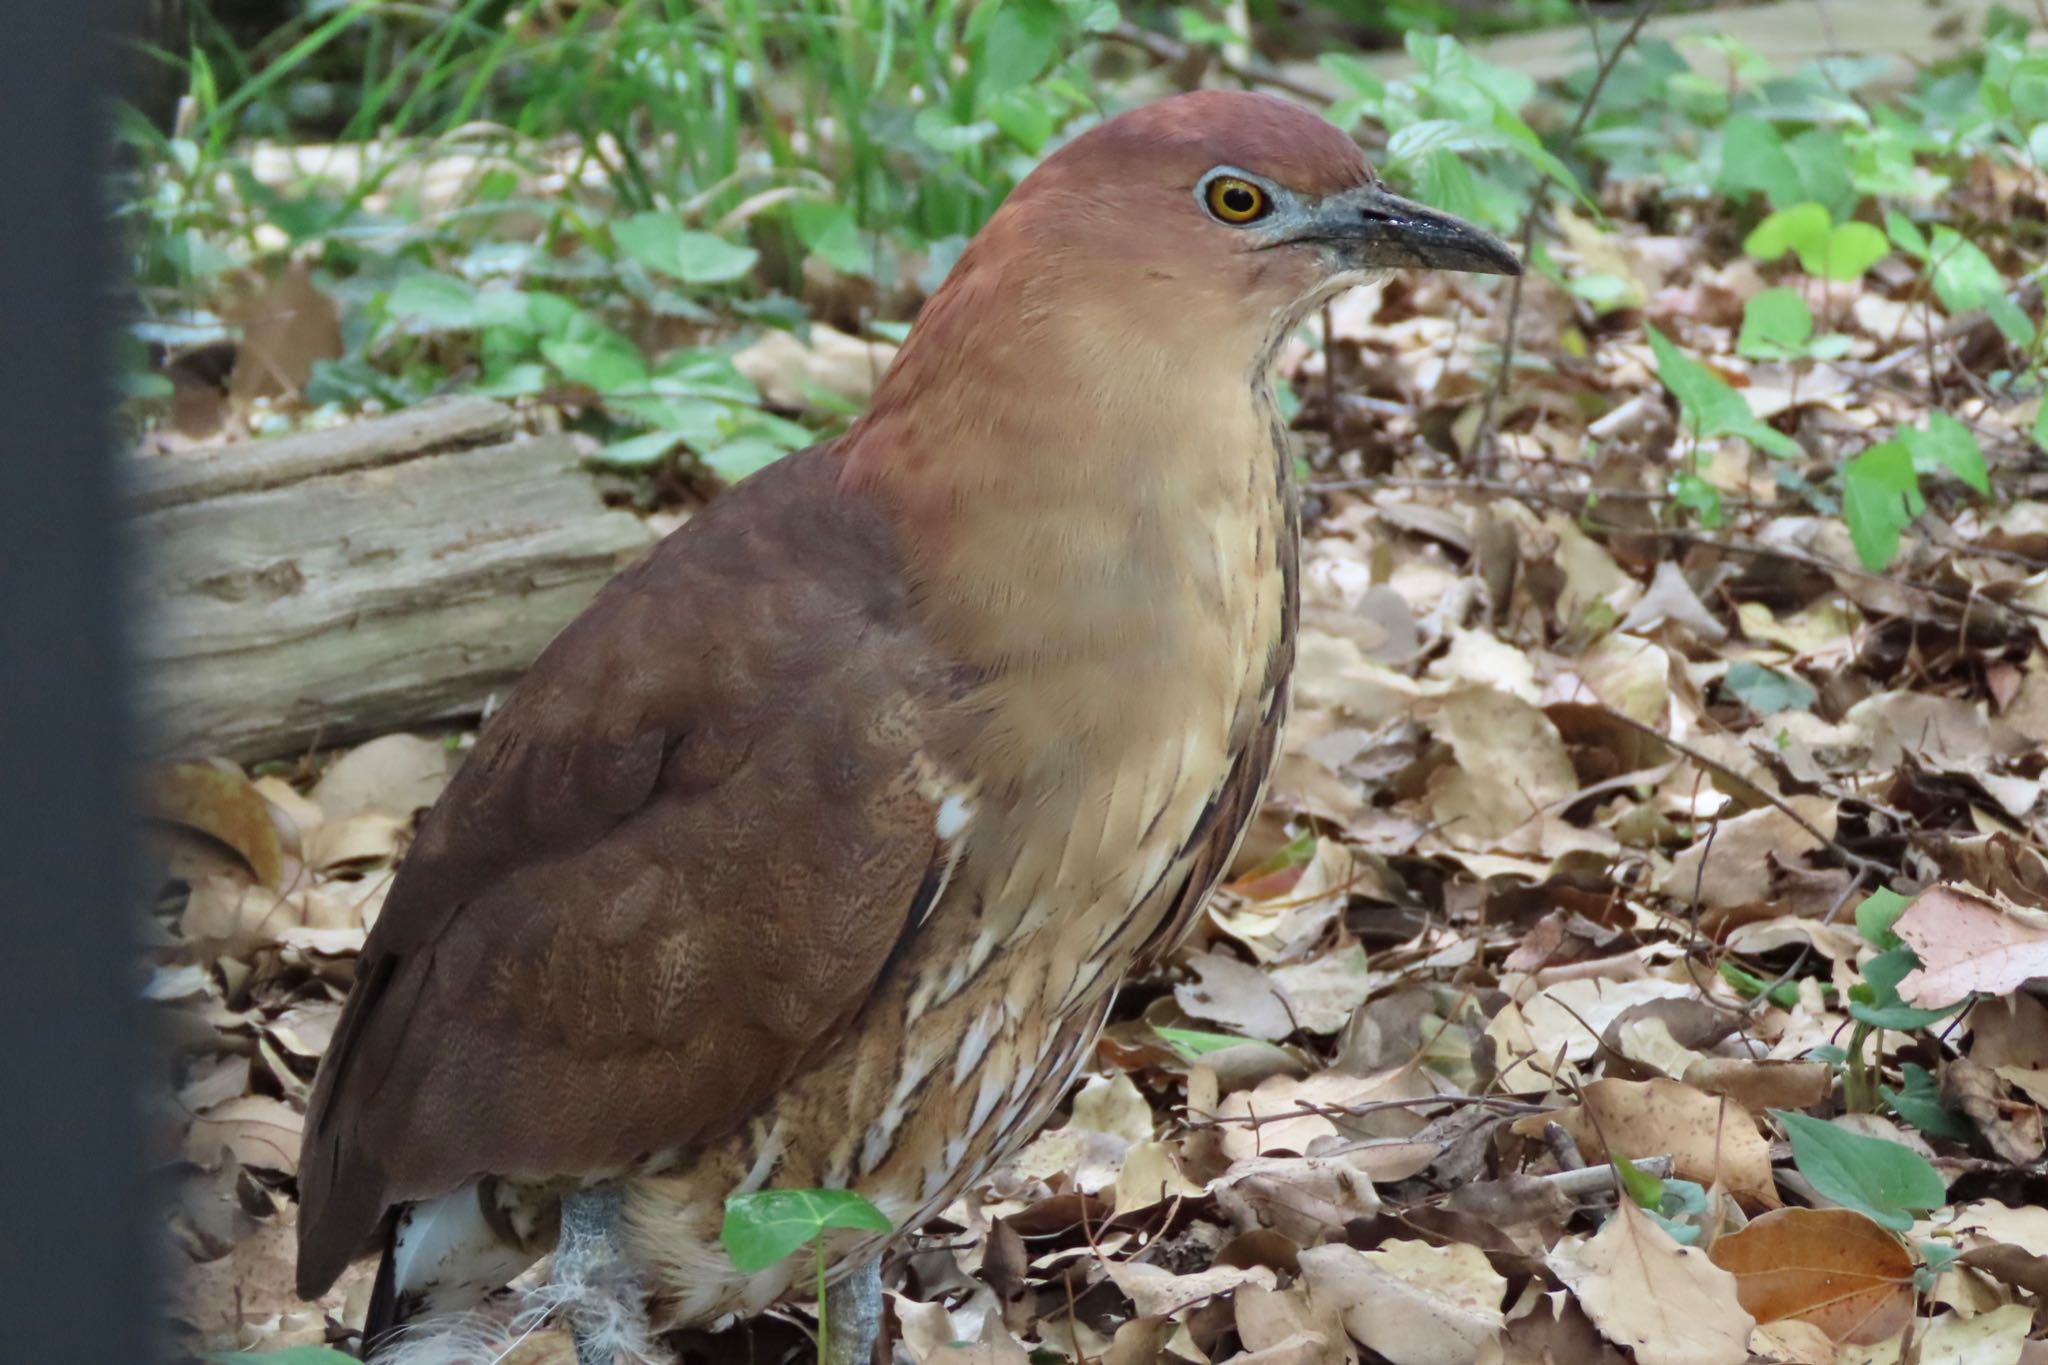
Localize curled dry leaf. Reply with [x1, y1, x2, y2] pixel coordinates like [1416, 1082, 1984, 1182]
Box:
[1210, 1149, 1384, 1244]
[1681, 1058, 1833, 1115]
[1706, 1207, 1913, 1345]
[1104, 1260, 1277, 1318]
[144, 761, 287, 889]
[1547, 1201, 1754, 1365]
[181, 1094, 303, 1175]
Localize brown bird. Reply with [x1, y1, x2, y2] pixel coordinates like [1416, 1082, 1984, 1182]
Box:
[295, 89, 1517, 1364]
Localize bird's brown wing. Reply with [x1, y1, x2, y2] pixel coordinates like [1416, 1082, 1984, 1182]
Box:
[296, 445, 951, 1298]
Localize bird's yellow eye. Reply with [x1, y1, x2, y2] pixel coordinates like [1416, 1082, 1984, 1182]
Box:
[1204, 176, 1271, 225]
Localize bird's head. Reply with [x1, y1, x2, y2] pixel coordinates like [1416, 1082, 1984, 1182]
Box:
[847, 90, 1519, 494]
[980, 89, 1520, 367]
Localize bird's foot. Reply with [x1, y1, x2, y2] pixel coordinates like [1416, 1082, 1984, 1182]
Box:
[821, 1257, 882, 1365]
[551, 1183, 664, 1365]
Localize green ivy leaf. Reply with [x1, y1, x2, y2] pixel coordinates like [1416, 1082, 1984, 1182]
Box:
[1855, 888, 1911, 949]
[1883, 1064, 1976, 1143]
[1900, 412, 1990, 495]
[720, 1189, 892, 1274]
[1723, 661, 1815, 714]
[1646, 325, 1802, 458]
[1771, 1109, 1948, 1231]
[612, 213, 759, 285]
[1841, 439, 1924, 571]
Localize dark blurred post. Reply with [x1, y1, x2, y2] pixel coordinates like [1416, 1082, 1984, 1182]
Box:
[0, 0, 154, 1359]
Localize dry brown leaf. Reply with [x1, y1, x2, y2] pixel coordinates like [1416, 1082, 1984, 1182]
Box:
[1543, 1077, 1779, 1208]
[1210, 1149, 1384, 1244]
[181, 1094, 303, 1174]
[1299, 1240, 1505, 1365]
[1425, 685, 1578, 850]
[1547, 1201, 1754, 1365]
[1657, 799, 1835, 910]
[1836, 1303, 2032, 1365]
[1104, 1260, 1276, 1317]
[1177, 950, 1301, 1041]
[1706, 1207, 1912, 1345]
[144, 761, 287, 889]
[1895, 886, 2048, 1006]
[1679, 1057, 1831, 1114]
[308, 732, 453, 821]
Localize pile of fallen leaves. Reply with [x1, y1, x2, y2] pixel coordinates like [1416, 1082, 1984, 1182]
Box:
[142, 82, 2048, 1365]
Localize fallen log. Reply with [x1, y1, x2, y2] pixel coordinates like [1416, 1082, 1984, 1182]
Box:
[133, 397, 656, 762]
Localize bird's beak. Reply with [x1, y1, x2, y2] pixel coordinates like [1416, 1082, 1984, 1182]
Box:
[1291, 183, 1522, 276]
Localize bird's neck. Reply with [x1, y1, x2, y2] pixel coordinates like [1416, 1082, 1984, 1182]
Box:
[844, 319, 1293, 675]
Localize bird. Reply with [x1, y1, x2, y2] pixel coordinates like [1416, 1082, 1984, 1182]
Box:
[293, 88, 1518, 1365]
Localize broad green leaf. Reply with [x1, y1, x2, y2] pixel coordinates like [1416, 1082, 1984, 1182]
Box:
[593, 431, 686, 467]
[1744, 203, 1831, 266]
[1849, 946, 1964, 1030]
[1841, 440, 1924, 570]
[211, 1350, 359, 1365]
[1723, 661, 1814, 714]
[1882, 1064, 1976, 1142]
[1925, 228, 2005, 316]
[977, 0, 1062, 92]
[1737, 287, 1814, 359]
[1155, 1025, 1251, 1060]
[388, 273, 481, 329]
[1719, 960, 1804, 1008]
[2034, 394, 2048, 452]
[701, 438, 789, 483]
[914, 106, 999, 153]
[1854, 888, 1911, 948]
[1646, 325, 1802, 458]
[789, 201, 868, 277]
[1811, 221, 1888, 282]
[540, 322, 647, 394]
[1884, 210, 1928, 258]
[720, 1189, 891, 1273]
[1901, 413, 1990, 495]
[613, 213, 759, 285]
[1318, 51, 1386, 101]
[1772, 1109, 1948, 1231]
[1744, 205, 1886, 280]
[1718, 116, 1804, 207]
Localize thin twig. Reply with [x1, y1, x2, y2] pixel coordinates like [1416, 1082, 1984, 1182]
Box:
[1472, 0, 1660, 476]
[1594, 705, 1893, 880]
[1103, 21, 1331, 103]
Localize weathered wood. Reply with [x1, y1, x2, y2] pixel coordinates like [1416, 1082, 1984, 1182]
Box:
[134, 400, 657, 762]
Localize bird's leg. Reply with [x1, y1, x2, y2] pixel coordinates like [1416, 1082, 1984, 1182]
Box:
[552, 1182, 656, 1365]
[821, 1256, 882, 1365]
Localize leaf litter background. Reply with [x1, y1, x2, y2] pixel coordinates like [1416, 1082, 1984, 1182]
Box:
[140, 51, 2048, 1365]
